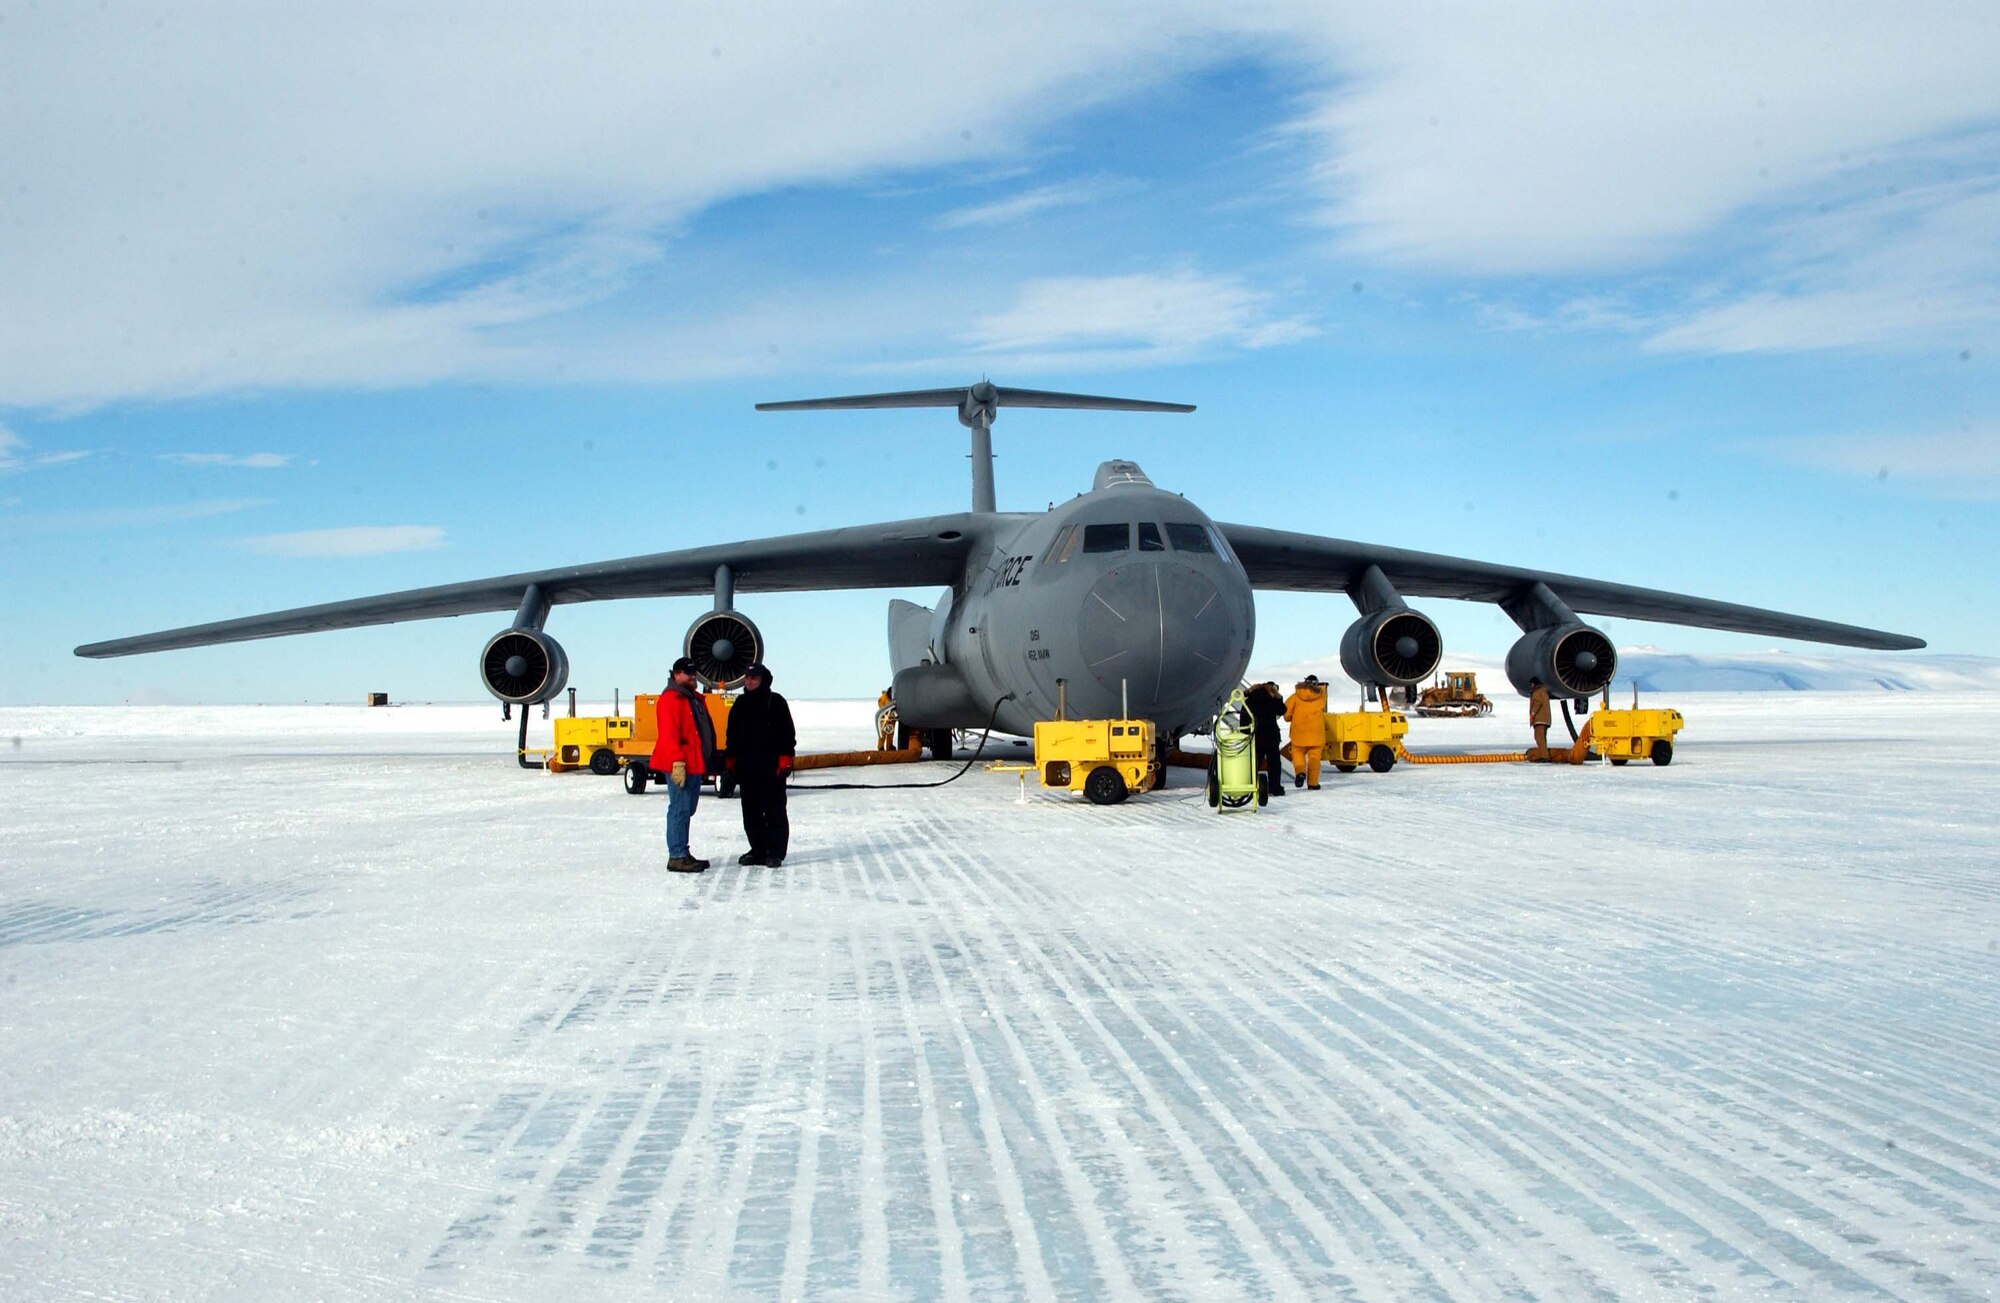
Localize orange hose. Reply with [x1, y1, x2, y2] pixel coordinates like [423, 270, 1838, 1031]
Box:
[792, 735, 926, 770]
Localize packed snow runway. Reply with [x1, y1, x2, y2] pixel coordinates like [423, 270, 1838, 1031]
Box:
[4, 694, 1998, 1300]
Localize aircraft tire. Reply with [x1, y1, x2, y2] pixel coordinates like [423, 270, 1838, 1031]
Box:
[718, 771, 739, 798]
[928, 729, 954, 761]
[1368, 745, 1395, 773]
[589, 748, 619, 776]
[1651, 740, 1674, 767]
[623, 763, 649, 795]
[1256, 774, 1269, 807]
[1084, 766, 1126, 806]
[1205, 769, 1220, 808]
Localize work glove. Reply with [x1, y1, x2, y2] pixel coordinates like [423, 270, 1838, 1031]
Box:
[777, 755, 793, 774]
[670, 761, 687, 785]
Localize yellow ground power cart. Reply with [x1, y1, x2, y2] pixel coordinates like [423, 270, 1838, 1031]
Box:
[547, 713, 638, 775]
[1032, 716, 1158, 805]
[1588, 706, 1684, 767]
[1325, 707, 1410, 773]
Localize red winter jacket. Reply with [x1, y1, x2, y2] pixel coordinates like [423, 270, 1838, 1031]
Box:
[650, 686, 711, 775]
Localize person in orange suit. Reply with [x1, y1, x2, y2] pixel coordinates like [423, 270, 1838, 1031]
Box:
[1527, 677, 1552, 761]
[1284, 674, 1329, 789]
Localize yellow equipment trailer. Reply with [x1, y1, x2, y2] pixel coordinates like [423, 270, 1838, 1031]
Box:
[1032, 717, 1158, 805]
[1588, 706, 1684, 767]
[1325, 707, 1411, 773]
[547, 713, 637, 774]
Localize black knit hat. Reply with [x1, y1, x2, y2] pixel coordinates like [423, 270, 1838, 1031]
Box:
[671, 656, 698, 677]
[743, 662, 771, 683]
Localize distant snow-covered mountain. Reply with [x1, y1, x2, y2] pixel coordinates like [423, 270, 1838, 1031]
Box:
[1253, 648, 2000, 693]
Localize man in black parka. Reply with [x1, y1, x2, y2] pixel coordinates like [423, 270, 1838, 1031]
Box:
[727, 662, 797, 866]
[1244, 681, 1287, 796]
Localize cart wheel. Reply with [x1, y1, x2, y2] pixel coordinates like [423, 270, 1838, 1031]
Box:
[1334, 763, 1357, 774]
[1609, 756, 1628, 767]
[1084, 766, 1127, 806]
[718, 771, 739, 798]
[1205, 769, 1220, 808]
[1256, 773, 1269, 807]
[1650, 740, 1674, 767]
[623, 763, 649, 795]
[1367, 744, 1394, 773]
[589, 748, 618, 776]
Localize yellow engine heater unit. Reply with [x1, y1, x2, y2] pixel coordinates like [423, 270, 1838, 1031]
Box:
[1325, 708, 1410, 774]
[1032, 716, 1158, 805]
[1588, 706, 1684, 767]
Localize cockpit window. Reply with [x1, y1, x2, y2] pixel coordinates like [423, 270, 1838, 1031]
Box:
[1165, 522, 1215, 553]
[1042, 524, 1079, 564]
[1082, 523, 1130, 553]
[1137, 522, 1165, 552]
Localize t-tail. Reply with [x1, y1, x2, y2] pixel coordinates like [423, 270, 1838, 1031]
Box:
[756, 381, 1193, 513]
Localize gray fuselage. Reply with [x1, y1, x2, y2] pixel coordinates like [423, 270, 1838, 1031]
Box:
[914, 462, 1256, 738]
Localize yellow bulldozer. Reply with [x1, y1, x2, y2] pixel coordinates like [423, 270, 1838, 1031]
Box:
[1410, 670, 1494, 718]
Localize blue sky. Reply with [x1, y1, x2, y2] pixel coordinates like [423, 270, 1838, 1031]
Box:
[3, 3, 1996, 705]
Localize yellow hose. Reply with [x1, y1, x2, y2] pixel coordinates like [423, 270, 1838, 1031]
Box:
[1395, 719, 1594, 766]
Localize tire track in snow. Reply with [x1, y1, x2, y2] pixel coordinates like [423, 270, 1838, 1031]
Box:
[961, 829, 1633, 1299]
[929, 831, 1475, 1300]
[897, 814, 1350, 1301]
[877, 820, 1154, 1300]
[1168, 851, 1984, 1295]
[852, 835, 973, 1299]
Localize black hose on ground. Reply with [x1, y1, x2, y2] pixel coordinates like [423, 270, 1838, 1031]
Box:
[1561, 699, 1579, 743]
[517, 708, 545, 769]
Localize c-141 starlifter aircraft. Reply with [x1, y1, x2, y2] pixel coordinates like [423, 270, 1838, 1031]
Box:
[78, 383, 1923, 753]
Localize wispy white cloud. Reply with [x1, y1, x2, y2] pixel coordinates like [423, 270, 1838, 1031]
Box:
[1288, 5, 2000, 275]
[158, 452, 294, 469]
[0, 427, 92, 472]
[964, 270, 1318, 361]
[935, 178, 1132, 230]
[1767, 426, 2000, 500]
[0, 3, 1229, 410]
[0, 498, 268, 537]
[1645, 175, 2000, 354]
[5, 3, 1996, 409]
[239, 525, 446, 557]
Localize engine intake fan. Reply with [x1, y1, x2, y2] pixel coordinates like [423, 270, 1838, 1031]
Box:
[1505, 623, 1616, 699]
[1339, 609, 1443, 687]
[481, 628, 570, 704]
[684, 610, 763, 688]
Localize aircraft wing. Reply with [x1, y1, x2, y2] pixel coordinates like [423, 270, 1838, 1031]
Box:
[75, 513, 991, 657]
[1216, 523, 1925, 650]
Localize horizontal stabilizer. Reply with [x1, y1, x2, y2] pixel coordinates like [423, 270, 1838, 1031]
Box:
[757, 382, 1192, 417]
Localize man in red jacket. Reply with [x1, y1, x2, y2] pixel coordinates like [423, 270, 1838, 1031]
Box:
[652, 656, 717, 872]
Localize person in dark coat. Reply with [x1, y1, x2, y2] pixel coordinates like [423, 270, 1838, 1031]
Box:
[1244, 681, 1287, 795]
[726, 662, 796, 866]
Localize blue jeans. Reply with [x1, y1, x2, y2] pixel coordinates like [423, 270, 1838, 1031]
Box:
[664, 772, 701, 858]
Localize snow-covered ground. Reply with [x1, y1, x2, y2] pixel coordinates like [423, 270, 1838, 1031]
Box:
[1264, 650, 2000, 695]
[4, 695, 1998, 1300]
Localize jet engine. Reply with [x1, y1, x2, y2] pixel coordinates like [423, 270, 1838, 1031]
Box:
[481, 628, 570, 704]
[684, 609, 763, 688]
[1339, 608, 1443, 687]
[1505, 623, 1616, 699]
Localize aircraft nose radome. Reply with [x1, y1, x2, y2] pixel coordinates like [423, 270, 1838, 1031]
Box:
[1079, 562, 1237, 708]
